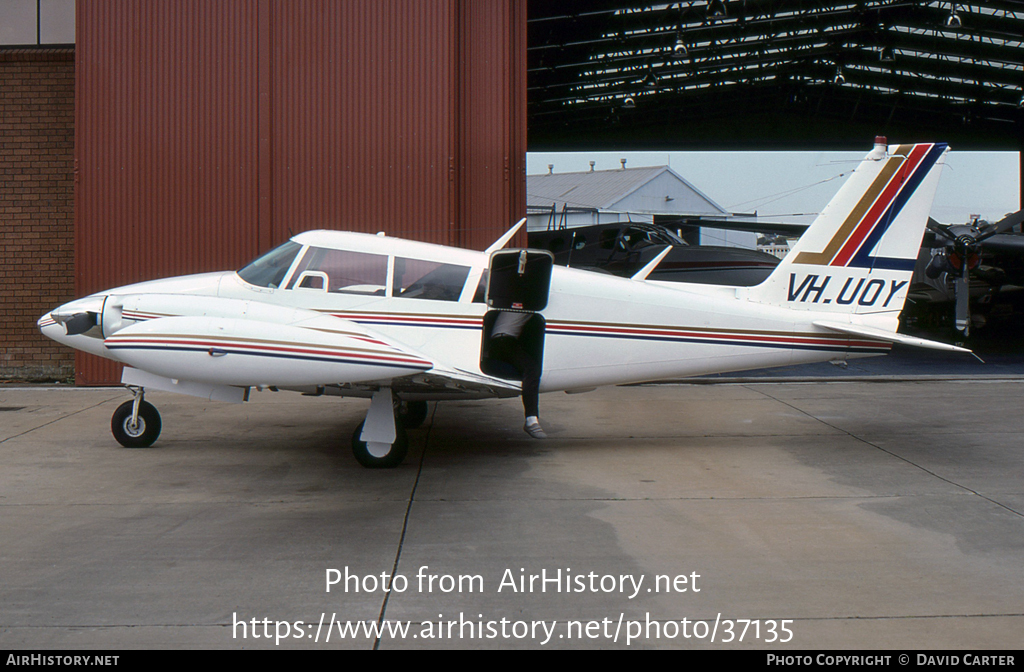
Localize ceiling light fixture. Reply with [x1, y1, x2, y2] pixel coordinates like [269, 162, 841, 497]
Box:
[946, 4, 962, 28]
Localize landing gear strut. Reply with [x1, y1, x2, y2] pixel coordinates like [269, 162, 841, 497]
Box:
[111, 387, 162, 448]
[396, 399, 429, 429]
[352, 387, 410, 468]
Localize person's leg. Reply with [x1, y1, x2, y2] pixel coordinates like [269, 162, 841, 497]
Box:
[513, 348, 544, 438]
[520, 361, 540, 418]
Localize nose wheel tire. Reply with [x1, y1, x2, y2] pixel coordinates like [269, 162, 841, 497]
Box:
[351, 421, 408, 469]
[111, 400, 162, 448]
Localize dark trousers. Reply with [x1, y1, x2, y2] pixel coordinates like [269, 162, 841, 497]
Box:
[490, 335, 541, 417]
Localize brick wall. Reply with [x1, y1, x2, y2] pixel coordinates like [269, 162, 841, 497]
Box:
[0, 48, 75, 382]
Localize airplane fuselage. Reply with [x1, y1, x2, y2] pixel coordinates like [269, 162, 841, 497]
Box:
[42, 230, 890, 398]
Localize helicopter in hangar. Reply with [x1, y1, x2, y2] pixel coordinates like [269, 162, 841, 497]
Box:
[40, 139, 968, 468]
[527, 220, 784, 287]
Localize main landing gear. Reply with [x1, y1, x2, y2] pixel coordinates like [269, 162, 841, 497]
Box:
[111, 387, 162, 448]
[350, 389, 427, 469]
[351, 420, 408, 469]
[396, 399, 429, 430]
[107, 383, 425, 468]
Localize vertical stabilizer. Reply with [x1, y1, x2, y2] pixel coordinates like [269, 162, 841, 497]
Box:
[747, 139, 948, 321]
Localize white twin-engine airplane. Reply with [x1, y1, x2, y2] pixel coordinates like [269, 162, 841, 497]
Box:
[41, 139, 969, 468]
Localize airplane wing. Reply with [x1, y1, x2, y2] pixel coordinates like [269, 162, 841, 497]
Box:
[377, 366, 523, 400]
[977, 233, 1024, 254]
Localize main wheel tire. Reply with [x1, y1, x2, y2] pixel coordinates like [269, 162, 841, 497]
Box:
[396, 400, 429, 429]
[111, 400, 162, 448]
[351, 421, 409, 469]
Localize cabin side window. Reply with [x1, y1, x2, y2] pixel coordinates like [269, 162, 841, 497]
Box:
[392, 257, 471, 302]
[286, 247, 387, 295]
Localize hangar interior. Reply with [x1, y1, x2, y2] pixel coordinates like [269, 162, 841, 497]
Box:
[528, 0, 1024, 156]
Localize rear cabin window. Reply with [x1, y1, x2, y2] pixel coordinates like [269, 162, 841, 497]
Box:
[472, 269, 489, 303]
[392, 258, 471, 302]
[287, 247, 387, 295]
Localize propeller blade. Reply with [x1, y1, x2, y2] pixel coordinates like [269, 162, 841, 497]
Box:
[63, 311, 98, 336]
[994, 208, 1024, 233]
[954, 275, 970, 334]
[976, 208, 1024, 243]
[927, 219, 957, 243]
[951, 245, 972, 335]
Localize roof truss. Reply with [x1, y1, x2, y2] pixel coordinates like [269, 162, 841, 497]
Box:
[528, 1, 1024, 150]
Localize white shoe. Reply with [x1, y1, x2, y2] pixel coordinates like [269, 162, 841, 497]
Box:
[524, 419, 547, 439]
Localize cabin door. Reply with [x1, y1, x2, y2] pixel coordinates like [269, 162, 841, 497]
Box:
[480, 249, 553, 380]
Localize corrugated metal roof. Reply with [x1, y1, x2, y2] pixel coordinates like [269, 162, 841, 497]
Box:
[527, 165, 727, 214]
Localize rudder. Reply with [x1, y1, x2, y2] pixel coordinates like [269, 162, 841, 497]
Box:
[747, 138, 948, 319]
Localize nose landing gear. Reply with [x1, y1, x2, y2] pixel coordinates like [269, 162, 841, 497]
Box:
[111, 387, 162, 448]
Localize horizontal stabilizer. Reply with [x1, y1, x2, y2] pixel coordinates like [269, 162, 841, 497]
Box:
[813, 320, 972, 354]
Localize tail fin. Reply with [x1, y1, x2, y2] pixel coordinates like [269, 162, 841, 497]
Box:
[747, 139, 948, 319]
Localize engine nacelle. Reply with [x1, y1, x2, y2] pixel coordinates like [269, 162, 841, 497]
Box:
[110, 293, 324, 335]
[104, 316, 433, 387]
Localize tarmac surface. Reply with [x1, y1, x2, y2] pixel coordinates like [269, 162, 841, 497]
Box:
[2, 352, 1023, 650]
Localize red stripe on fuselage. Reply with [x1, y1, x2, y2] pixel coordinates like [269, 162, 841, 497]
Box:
[545, 323, 886, 349]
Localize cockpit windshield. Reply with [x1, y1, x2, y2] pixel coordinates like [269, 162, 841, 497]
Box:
[237, 241, 302, 288]
[623, 226, 681, 249]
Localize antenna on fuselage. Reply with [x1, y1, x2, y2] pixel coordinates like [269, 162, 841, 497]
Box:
[485, 218, 526, 254]
[631, 246, 673, 282]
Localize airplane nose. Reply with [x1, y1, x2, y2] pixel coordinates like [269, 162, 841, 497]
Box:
[44, 295, 107, 336]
